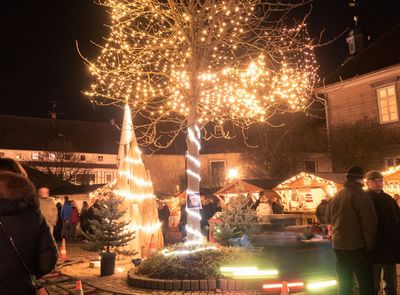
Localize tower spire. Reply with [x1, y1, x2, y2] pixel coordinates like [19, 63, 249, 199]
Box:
[346, 0, 364, 55]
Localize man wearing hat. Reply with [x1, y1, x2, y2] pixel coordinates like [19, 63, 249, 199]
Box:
[366, 170, 400, 295]
[326, 166, 377, 295]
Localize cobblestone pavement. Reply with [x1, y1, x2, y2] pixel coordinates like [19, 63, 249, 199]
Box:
[40, 271, 261, 295]
[46, 241, 262, 295]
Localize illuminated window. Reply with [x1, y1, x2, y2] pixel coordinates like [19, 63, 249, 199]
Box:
[377, 85, 398, 123]
[15, 153, 22, 160]
[49, 153, 56, 160]
[32, 152, 39, 160]
[98, 156, 104, 162]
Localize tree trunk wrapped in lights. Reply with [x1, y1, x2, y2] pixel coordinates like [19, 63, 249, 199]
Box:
[82, 0, 318, 245]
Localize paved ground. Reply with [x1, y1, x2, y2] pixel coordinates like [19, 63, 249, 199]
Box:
[43, 240, 259, 295]
[44, 239, 400, 294]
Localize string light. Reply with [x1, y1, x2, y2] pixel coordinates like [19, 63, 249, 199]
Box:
[161, 246, 217, 256]
[276, 172, 338, 197]
[130, 222, 161, 234]
[186, 154, 201, 167]
[186, 169, 201, 181]
[185, 207, 201, 220]
[185, 224, 203, 246]
[113, 189, 155, 201]
[84, 1, 318, 142]
[84, 0, 318, 249]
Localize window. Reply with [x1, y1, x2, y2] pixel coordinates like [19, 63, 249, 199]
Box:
[80, 154, 86, 161]
[31, 152, 39, 160]
[64, 154, 71, 161]
[98, 156, 104, 162]
[49, 153, 56, 160]
[76, 173, 95, 185]
[106, 174, 113, 183]
[15, 153, 22, 160]
[377, 85, 398, 123]
[385, 157, 400, 168]
[210, 161, 225, 187]
[214, 125, 224, 136]
[304, 160, 317, 173]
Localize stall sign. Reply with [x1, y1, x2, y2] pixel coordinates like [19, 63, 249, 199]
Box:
[187, 192, 202, 209]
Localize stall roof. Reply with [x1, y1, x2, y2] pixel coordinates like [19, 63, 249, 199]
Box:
[382, 166, 400, 181]
[214, 179, 281, 196]
[274, 172, 345, 190]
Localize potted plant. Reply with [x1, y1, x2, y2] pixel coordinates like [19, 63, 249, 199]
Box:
[83, 192, 136, 276]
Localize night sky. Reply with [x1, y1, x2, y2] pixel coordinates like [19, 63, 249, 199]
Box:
[1, 0, 399, 122]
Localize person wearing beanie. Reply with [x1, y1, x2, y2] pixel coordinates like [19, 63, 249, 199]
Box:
[366, 170, 400, 295]
[326, 166, 377, 295]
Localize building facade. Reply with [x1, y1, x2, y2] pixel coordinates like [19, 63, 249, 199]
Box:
[0, 115, 332, 194]
[316, 24, 400, 171]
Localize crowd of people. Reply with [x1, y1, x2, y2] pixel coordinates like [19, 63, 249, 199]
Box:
[2, 153, 400, 294]
[326, 166, 400, 295]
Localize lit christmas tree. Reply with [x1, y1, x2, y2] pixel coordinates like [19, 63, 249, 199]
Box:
[83, 0, 318, 245]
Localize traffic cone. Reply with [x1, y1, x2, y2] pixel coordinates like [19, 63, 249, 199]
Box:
[147, 234, 156, 257]
[75, 280, 84, 295]
[281, 281, 289, 295]
[59, 238, 68, 261]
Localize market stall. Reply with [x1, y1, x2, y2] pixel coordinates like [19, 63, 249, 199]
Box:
[273, 172, 344, 214]
[382, 166, 400, 196]
[214, 179, 281, 204]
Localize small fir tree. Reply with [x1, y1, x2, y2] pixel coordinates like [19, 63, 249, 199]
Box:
[83, 192, 136, 255]
[213, 195, 257, 246]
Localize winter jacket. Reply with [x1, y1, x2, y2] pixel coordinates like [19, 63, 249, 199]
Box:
[39, 196, 58, 227]
[0, 172, 58, 295]
[368, 190, 400, 264]
[61, 201, 72, 221]
[70, 206, 79, 224]
[271, 202, 284, 214]
[326, 180, 377, 250]
[316, 200, 329, 224]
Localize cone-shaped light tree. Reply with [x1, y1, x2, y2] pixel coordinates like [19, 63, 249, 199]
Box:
[83, 0, 318, 245]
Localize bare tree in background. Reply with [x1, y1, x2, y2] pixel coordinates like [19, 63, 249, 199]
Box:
[82, 0, 318, 244]
[330, 119, 389, 171]
[33, 141, 92, 184]
[244, 114, 328, 179]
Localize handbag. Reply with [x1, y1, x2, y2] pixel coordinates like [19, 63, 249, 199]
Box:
[0, 219, 49, 295]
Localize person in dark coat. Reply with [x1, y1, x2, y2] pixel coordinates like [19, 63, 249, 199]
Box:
[79, 201, 90, 234]
[158, 201, 170, 244]
[316, 198, 329, 224]
[200, 196, 217, 240]
[53, 202, 63, 241]
[270, 196, 284, 214]
[326, 166, 377, 295]
[0, 171, 58, 294]
[178, 200, 187, 241]
[366, 170, 400, 295]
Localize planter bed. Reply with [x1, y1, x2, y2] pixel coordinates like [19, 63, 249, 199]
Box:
[127, 270, 263, 291]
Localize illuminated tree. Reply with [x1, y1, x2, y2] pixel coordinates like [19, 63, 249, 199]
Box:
[82, 0, 318, 245]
